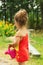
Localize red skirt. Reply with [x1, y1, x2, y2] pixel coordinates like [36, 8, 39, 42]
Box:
[15, 49, 29, 62]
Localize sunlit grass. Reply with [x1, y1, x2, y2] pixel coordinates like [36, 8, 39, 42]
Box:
[28, 31, 43, 65]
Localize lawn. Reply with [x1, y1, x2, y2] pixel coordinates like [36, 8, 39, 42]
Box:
[0, 31, 43, 65]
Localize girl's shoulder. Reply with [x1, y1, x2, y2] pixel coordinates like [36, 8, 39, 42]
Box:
[19, 29, 28, 36]
[15, 28, 28, 37]
[14, 29, 29, 42]
[15, 30, 21, 36]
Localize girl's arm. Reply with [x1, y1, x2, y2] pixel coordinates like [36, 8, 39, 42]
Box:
[9, 31, 22, 48]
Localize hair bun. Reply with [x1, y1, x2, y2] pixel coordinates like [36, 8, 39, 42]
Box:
[14, 9, 28, 27]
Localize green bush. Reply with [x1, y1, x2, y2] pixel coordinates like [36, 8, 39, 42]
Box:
[0, 20, 16, 37]
[29, 11, 42, 29]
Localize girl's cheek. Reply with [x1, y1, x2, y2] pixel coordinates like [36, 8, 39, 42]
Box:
[15, 22, 17, 26]
[15, 24, 18, 27]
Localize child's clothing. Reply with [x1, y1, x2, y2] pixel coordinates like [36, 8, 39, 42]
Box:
[15, 34, 29, 62]
[5, 33, 29, 62]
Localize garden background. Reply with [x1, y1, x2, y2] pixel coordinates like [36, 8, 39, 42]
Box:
[0, 0, 43, 65]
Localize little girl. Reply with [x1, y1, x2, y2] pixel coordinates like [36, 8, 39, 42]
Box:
[9, 9, 30, 65]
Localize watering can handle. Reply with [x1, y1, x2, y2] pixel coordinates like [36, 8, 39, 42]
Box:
[8, 47, 10, 51]
[8, 44, 13, 50]
[8, 46, 14, 51]
[8, 45, 13, 51]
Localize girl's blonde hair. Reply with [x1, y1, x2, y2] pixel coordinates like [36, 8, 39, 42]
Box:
[14, 9, 28, 27]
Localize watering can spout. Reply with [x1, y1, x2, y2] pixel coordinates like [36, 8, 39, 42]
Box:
[5, 51, 9, 54]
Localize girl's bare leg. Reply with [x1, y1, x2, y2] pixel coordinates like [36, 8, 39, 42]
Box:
[18, 62, 25, 65]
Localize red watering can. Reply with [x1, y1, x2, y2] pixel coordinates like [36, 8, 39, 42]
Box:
[5, 47, 16, 59]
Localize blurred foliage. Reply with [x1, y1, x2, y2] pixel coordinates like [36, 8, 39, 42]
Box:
[0, 20, 16, 37]
[29, 11, 42, 29]
[0, 0, 43, 29]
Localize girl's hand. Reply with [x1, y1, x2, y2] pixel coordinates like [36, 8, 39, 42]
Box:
[8, 44, 15, 48]
[8, 44, 13, 48]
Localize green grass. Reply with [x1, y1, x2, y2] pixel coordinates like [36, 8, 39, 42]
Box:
[0, 32, 43, 65]
[28, 32, 43, 65]
[0, 36, 12, 49]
